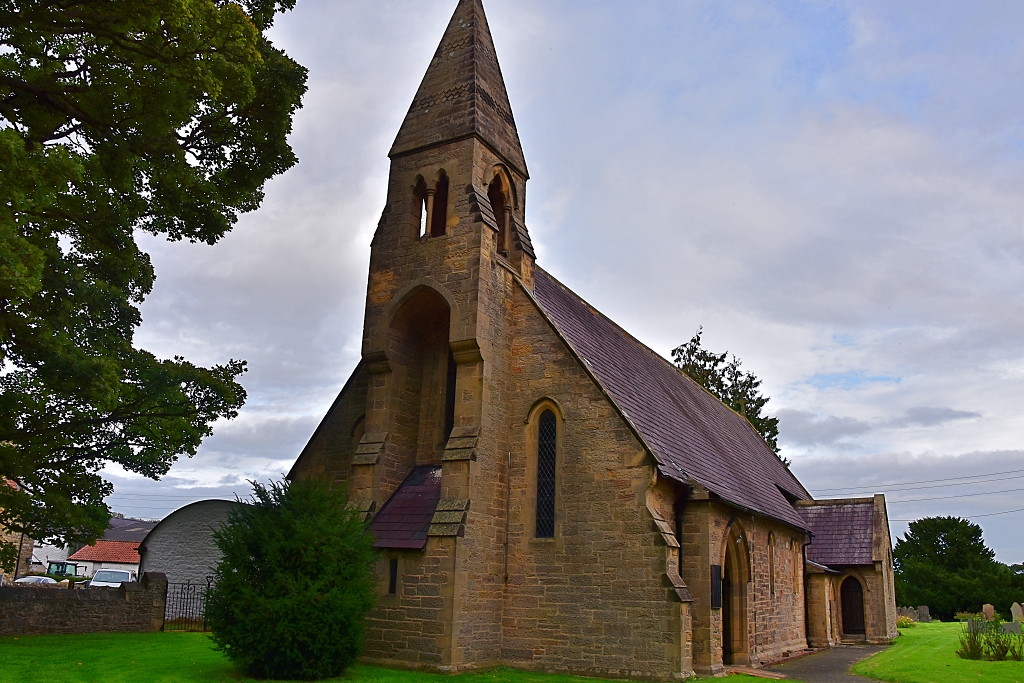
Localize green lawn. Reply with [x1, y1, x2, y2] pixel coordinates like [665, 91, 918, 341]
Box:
[853, 621, 1024, 683]
[0, 632, 750, 683]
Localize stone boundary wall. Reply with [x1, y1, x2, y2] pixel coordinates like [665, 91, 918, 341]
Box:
[0, 572, 166, 635]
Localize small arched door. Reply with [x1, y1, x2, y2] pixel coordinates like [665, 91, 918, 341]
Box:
[840, 576, 865, 636]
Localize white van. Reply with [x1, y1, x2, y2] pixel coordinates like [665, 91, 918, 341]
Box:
[87, 569, 135, 588]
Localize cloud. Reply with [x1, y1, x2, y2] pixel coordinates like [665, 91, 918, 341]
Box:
[778, 409, 872, 447]
[889, 407, 982, 428]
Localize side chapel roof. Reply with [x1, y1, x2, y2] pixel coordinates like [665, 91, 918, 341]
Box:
[796, 497, 881, 567]
[390, 0, 528, 178]
[529, 268, 812, 531]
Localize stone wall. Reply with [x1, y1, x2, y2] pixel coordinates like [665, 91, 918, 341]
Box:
[0, 572, 166, 635]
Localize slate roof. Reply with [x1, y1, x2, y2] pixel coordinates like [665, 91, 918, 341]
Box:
[69, 540, 141, 564]
[797, 500, 875, 566]
[103, 518, 157, 542]
[530, 268, 811, 531]
[369, 466, 442, 549]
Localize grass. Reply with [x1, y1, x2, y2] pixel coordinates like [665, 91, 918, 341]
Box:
[853, 621, 1024, 683]
[0, 631, 749, 683]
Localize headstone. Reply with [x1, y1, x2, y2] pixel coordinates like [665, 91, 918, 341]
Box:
[898, 606, 916, 619]
[983, 604, 996, 621]
[1012, 602, 1023, 623]
[1002, 622, 1022, 635]
[917, 605, 931, 623]
[969, 619, 985, 634]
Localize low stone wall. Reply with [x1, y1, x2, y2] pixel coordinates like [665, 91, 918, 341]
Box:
[0, 572, 166, 635]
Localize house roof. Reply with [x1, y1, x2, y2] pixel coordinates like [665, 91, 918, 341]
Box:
[369, 466, 442, 549]
[104, 518, 157, 542]
[797, 499, 875, 566]
[530, 267, 811, 531]
[69, 540, 140, 564]
[389, 0, 528, 177]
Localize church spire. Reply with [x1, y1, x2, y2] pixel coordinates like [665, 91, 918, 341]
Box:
[390, 0, 528, 178]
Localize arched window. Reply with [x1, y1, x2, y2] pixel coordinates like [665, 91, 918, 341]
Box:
[488, 173, 510, 254]
[430, 172, 449, 237]
[535, 409, 557, 538]
[413, 176, 428, 238]
[768, 532, 776, 596]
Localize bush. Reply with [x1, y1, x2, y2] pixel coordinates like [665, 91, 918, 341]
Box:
[983, 620, 1012, 661]
[896, 615, 917, 628]
[955, 611, 983, 621]
[205, 479, 378, 680]
[1010, 633, 1024, 662]
[956, 622, 984, 660]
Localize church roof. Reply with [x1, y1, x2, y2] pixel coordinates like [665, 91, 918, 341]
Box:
[390, 0, 528, 178]
[530, 268, 812, 531]
[796, 499, 877, 566]
[369, 466, 442, 549]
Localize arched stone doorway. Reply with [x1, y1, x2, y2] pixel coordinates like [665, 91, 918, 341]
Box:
[722, 525, 750, 665]
[840, 576, 866, 637]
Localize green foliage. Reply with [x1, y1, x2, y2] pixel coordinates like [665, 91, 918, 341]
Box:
[957, 622, 984, 660]
[894, 517, 1018, 621]
[671, 327, 784, 460]
[0, 0, 307, 566]
[205, 479, 378, 680]
[897, 615, 917, 628]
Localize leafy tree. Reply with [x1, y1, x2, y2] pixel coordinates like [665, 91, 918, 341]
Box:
[894, 516, 1016, 620]
[0, 0, 307, 568]
[206, 479, 378, 680]
[671, 327, 783, 458]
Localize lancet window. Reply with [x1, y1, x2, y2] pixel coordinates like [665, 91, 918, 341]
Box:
[535, 409, 557, 538]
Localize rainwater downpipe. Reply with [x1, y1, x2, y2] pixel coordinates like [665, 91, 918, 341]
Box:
[503, 451, 512, 585]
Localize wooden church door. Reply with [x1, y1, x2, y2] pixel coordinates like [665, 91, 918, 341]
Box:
[840, 576, 865, 635]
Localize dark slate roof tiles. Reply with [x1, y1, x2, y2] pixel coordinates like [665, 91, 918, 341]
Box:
[530, 268, 811, 530]
[798, 501, 875, 566]
[369, 466, 442, 550]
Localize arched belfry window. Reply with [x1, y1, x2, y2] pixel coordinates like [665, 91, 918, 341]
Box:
[413, 176, 428, 238]
[535, 409, 557, 538]
[488, 172, 512, 255]
[430, 172, 449, 237]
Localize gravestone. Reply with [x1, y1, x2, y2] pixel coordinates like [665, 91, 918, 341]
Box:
[983, 604, 996, 621]
[1012, 602, 1023, 623]
[917, 605, 931, 623]
[898, 606, 917, 619]
[968, 619, 985, 634]
[1002, 622, 1022, 635]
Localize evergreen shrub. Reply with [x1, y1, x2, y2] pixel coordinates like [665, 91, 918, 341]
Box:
[205, 479, 377, 680]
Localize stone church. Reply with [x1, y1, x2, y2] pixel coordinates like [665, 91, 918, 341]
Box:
[288, 0, 898, 678]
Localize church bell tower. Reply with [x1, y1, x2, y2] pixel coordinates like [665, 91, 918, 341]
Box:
[346, 0, 535, 667]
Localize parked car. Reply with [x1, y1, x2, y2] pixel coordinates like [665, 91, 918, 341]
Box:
[14, 576, 57, 585]
[87, 569, 135, 588]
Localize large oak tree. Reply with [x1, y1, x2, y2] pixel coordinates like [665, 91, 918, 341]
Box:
[0, 0, 307, 568]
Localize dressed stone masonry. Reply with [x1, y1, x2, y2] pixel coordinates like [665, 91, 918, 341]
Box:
[288, 0, 899, 678]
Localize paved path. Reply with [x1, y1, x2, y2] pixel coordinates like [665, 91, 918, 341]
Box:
[765, 644, 886, 683]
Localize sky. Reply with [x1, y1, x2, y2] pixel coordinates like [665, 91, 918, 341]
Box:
[109, 0, 1024, 563]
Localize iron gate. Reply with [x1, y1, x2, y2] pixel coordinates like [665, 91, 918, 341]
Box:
[164, 579, 212, 632]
